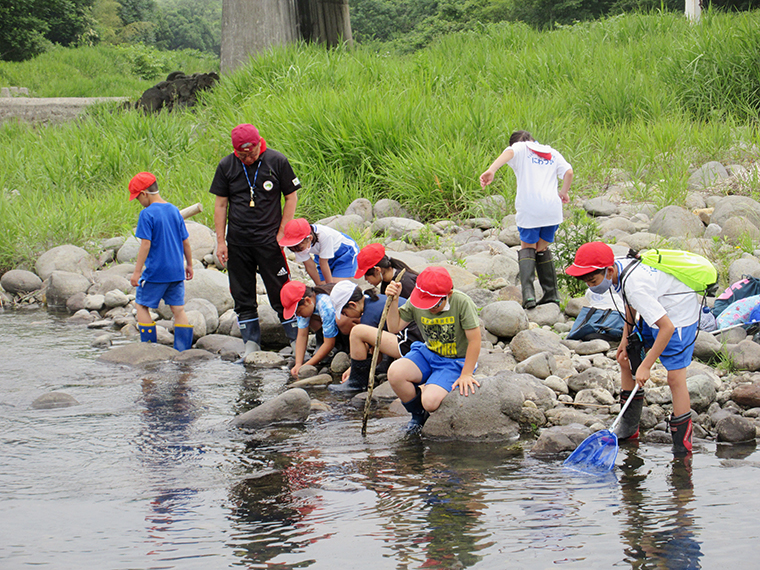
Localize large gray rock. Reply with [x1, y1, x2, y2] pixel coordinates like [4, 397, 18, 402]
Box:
[184, 310, 207, 341]
[476, 351, 517, 376]
[46, 271, 91, 308]
[324, 214, 366, 234]
[720, 216, 760, 244]
[185, 220, 216, 260]
[514, 352, 555, 379]
[195, 333, 244, 355]
[686, 374, 717, 412]
[31, 392, 80, 409]
[98, 342, 177, 365]
[584, 197, 619, 217]
[88, 273, 132, 296]
[711, 196, 760, 230]
[36, 244, 97, 281]
[567, 367, 614, 394]
[531, 424, 593, 455]
[185, 298, 219, 334]
[472, 195, 508, 218]
[1, 269, 43, 294]
[371, 217, 424, 239]
[731, 383, 760, 408]
[456, 240, 513, 257]
[688, 161, 729, 190]
[728, 257, 760, 284]
[509, 328, 567, 362]
[729, 340, 760, 372]
[373, 198, 407, 219]
[716, 414, 757, 443]
[116, 236, 142, 263]
[462, 252, 519, 284]
[184, 267, 234, 315]
[345, 198, 374, 222]
[481, 301, 529, 338]
[525, 303, 563, 327]
[693, 330, 723, 361]
[232, 388, 311, 428]
[649, 206, 704, 238]
[104, 289, 129, 308]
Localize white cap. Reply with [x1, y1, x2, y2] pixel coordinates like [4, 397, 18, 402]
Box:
[330, 281, 358, 315]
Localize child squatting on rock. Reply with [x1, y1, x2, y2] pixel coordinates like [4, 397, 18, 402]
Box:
[480, 130, 573, 309]
[566, 241, 699, 456]
[128, 172, 195, 351]
[353, 243, 419, 299]
[279, 218, 359, 285]
[384, 266, 481, 434]
[280, 280, 339, 377]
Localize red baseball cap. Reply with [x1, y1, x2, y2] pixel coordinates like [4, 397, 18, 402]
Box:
[128, 172, 156, 201]
[231, 123, 261, 152]
[354, 243, 386, 278]
[279, 218, 311, 247]
[280, 280, 307, 320]
[409, 266, 453, 309]
[565, 242, 615, 277]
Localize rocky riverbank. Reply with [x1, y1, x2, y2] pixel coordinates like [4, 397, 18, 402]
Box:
[5, 157, 760, 455]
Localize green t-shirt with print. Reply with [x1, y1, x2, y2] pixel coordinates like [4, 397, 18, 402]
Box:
[398, 289, 479, 358]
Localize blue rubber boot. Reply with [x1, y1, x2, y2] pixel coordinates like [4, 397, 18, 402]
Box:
[173, 324, 194, 352]
[138, 322, 157, 343]
[401, 386, 430, 434]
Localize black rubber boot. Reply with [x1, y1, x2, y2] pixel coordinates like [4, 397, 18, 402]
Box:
[401, 386, 430, 434]
[535, 249, 560, 305]
[613, 388, 645, 440]
[329, 358, 372, 393]
[237, 317, 261, 363]
[518, 248, 537, 310]
[281, 318, 298, 343]
[669, 411, 693, 457]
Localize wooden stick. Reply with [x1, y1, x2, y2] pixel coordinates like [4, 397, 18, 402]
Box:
[361, 269, 406, 437]
[180, 203, 203, 219]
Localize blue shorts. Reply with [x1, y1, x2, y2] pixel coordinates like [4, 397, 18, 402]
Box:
[402, 342, 467, 391]
[639, 320, 698, 370]
[135, 280, 185, 309]
[315, 239, 359, 280]
[518, 225, 558, 245]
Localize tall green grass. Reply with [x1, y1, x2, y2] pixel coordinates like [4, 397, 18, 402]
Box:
[1, 11, 760, 273]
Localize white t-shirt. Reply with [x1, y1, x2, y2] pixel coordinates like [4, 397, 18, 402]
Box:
[585, 287, 624, 311]
[506, 140, 572, 229]
[614, 258, 699, 329]
[295, 224, 356, 262]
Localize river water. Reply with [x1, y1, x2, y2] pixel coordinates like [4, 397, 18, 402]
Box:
[1, 309, 759, 569]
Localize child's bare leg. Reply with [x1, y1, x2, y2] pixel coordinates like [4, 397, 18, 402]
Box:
[421, 384, 449, 413]
[135, 303, 153, 324]
[388, 358, 423, 402]
[349, 325, 402, 360]
[170, 305, 189, 326]
[668, 368, 690, 417]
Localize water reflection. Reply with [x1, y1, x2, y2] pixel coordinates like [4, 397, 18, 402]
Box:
[619, 444, 703, 569]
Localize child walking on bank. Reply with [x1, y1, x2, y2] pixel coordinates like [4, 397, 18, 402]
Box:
[385, 266, 481, 434]
[128, 172, 195, 351]
[566, 242, 699, 456]
[480, 130, 573, 309]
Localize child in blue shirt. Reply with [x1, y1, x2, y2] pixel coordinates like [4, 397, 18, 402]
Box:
[128, 172, 194, 351]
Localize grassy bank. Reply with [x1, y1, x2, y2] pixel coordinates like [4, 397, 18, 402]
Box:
[1, 11, 759, 274]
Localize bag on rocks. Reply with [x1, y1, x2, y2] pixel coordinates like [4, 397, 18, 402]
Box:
[715, 294, 760, 330]
[712, 276, 760, 318]
[567, 306, 625, 341]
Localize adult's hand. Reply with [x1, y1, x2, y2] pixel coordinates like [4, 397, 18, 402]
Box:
[216, 242, 228, 267]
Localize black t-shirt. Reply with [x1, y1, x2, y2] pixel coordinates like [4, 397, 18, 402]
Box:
[209, 149, 301, 245]
[380, 268, 417, 300]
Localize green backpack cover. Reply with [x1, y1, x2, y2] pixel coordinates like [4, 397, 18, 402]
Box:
[637, 249, 718, 292]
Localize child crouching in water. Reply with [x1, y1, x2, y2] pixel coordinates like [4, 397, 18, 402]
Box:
[385, 266, 481, 433]
[279, 218, 359, 284]
[280, 280, 339, 377]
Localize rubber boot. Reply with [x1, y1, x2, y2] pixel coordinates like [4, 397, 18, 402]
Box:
[518, 248, 537, 310]
[329, 358, 372, 393]
[401, 386, 430, 434]
[535, 249, 560, 305]
[237, 318, 261, 363]
[281, 318, 298, 343]
[669, 411, 693, 457]
[613, 388, 645, 440]
[173, 324, 194, 352]
[138, 322, 157, 343]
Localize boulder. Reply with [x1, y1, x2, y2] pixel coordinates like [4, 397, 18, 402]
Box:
[185, 298, 219, 334]
[509, 328, 567, 362]
[116, 236, 141, 263]
[711, 196, 760, 230]
[731, 383, 760, 408]
[567, 367, 614, 394]
[345, 197, 374, 222]
[185, 220, 216, 260]
[530, 424, 593, 455]
[481, 301, 529, 339]
[184, 267, 234, 315]
[1, 269, 43, 294]
[232, 388, 311, 428]
[686, 374, 717, 412]
[371, 217, 424, 239]
[195, 333, 244, 355]
[716, 415, 757, 443]
[31, 392, 80, 409]
[324, 214, 366, 234]
[583, 197, 619, 217]
[45, 271, 91, 308]
[649, 206, 704, 238]
[135, 71, 219, 112]
[98, 342, 177, 365]
[729, 340, 760, 372]
[514, 352, 555, 379]
[373, 198, 407, 219]
[36, 244, 97, 281]
[688, 161, 729, 191]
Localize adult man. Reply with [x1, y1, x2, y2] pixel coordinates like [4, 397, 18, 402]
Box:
[210, 123, 300, 358]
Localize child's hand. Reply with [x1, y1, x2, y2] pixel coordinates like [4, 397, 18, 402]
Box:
[559, 189, 570, 204]
[185, 264, 194, 280]
[385, 281, 402, 298]
[291, 363, 301, 377]
[342, 367, 351, 382]
[130, 270, 141, 288]
[635, 365, 651, 388]
[452, 374, 480, 396]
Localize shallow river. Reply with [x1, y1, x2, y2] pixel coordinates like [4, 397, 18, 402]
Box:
[2, 309, 759, 569]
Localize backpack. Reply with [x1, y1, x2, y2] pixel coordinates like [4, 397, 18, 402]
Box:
[712, 276, 760, 318]
[567, 307, 625, 341]
[626, 249, 718, 293]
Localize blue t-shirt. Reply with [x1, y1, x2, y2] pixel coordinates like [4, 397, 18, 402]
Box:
[135, 202, 189, 283]
[361, 293, 407, 329]
[297, 293, 338, 338]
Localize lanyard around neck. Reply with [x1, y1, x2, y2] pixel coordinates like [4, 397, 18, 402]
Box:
[241, 159, 261, 203]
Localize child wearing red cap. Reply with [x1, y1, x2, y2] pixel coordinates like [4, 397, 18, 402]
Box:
[280, 280, 340, 376]
[354, 243, 418, 299]
[566, 242, 699, 456]
[480, 130, 573, 309]
[128, 172, 195, 351]
[384, 266, 481, 433]
[279, 218, 359, 284]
